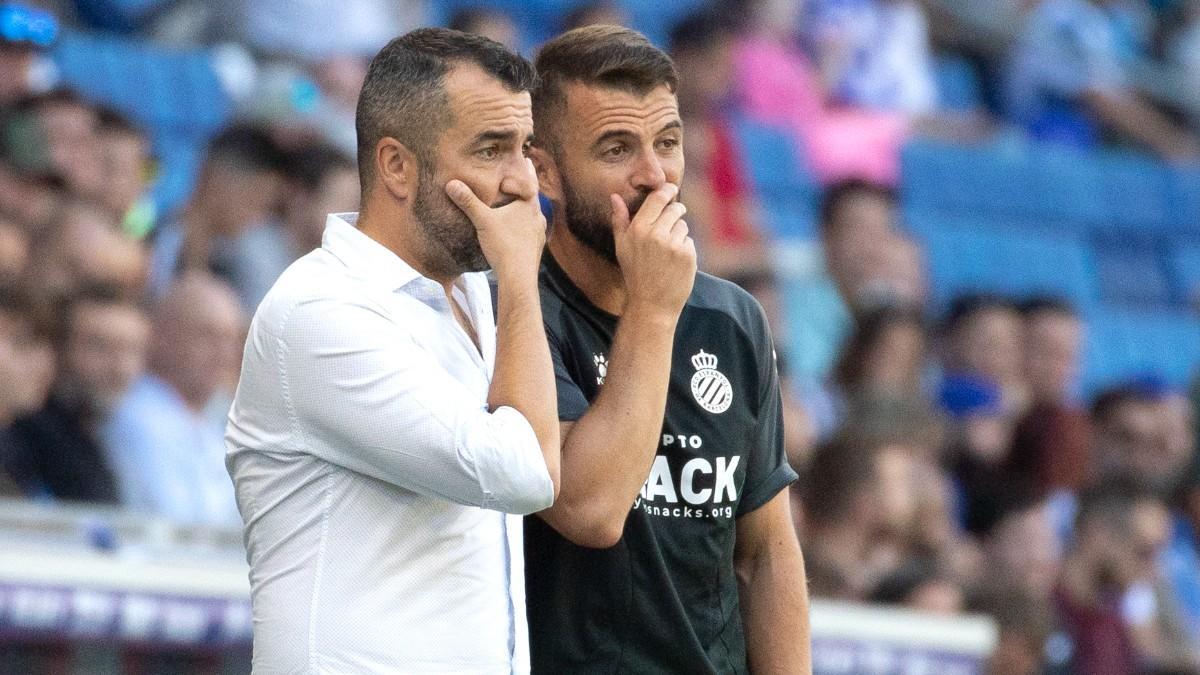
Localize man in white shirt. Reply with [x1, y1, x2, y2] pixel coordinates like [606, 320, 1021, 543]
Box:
[225, 28, 560, 674]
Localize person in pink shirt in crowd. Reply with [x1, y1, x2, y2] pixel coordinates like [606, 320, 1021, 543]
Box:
[730, 0, 910, 184]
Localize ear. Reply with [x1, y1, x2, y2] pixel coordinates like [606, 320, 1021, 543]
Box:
[375, 137, 419, 202]
[527, 145, 563, 204]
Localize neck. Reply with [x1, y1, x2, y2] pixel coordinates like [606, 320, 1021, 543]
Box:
[357, 204, 458, 288]
[547, 218, 626, 315]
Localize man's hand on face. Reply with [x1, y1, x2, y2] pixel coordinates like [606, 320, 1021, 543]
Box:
[446, 158, 546, 284]
[612, 182, 696, 319]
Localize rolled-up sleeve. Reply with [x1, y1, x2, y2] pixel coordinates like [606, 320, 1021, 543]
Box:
[276, 293, 554, 515]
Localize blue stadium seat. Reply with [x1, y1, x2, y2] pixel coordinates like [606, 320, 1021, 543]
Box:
[51, 31, 232, 138]
[934, 55, 983, 112]
[1092, 235, 1172, 307]
[901, 140, 1039, 220]
[1097, 153, 1172, 230]
[1167, 167, 1200, 233]
[918, 222, 1095, 310]
[1082, 309, 1200, 393]
[1168, 244, 1200, 306]
[732, 117, 819, 239]
[620, 0, 709, 48]
[1031, 145, 1108, 227]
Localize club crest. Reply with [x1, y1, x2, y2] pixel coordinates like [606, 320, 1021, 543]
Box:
[689, 350, 732, 414]
[594, 353, 608, 385]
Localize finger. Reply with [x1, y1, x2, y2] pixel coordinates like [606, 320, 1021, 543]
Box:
[630, 183, 679, 229]
[669, 219, 689, 245]
[650, 202, 687, 235]
[610, 194, 632, 237]
[445, 180, 489, 223]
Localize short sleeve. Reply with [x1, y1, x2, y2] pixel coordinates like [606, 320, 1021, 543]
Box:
[736, 304, 799, 517]
[549, 328, 589, 423]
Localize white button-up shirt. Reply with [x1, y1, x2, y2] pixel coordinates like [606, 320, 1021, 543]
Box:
[226, 213, 553, 674]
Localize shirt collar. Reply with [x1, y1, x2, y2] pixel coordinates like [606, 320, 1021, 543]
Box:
[321, 212, 425, 292]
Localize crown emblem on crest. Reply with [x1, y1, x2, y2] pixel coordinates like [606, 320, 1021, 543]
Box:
[691, 350, 718, 371]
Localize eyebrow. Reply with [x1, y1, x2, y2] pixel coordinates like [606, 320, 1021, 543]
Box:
[469, 129, 534, 146]
[592, 119, 683, 147]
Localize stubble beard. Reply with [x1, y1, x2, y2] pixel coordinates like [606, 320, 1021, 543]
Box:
[412, 162, 489, 277]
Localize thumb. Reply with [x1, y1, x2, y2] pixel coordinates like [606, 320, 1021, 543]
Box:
[445, 180, 488, 223]
[610, 194, 631, 238]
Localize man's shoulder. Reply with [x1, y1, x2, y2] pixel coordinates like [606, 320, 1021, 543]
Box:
[686, 273, 768, 338]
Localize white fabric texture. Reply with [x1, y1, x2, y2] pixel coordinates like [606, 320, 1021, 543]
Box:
[226, 213, 552, 674]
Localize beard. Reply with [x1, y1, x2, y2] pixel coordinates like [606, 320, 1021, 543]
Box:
[561, 176, 651, 266]
[412, 163, 490, 275]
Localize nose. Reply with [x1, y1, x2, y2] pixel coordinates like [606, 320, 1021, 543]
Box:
[630, 150, 667, 193]
[499, 153, 537, 202]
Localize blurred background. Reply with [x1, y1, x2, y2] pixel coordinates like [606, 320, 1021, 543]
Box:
[0, 0, 1198, 673]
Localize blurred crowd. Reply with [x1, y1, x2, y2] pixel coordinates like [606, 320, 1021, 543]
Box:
[0, 0, 1199, 673]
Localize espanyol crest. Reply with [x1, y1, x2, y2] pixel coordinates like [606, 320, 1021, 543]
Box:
[689, 350, 732, 414]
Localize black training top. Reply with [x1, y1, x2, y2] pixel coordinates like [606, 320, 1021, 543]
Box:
[525, 251, 798, 674]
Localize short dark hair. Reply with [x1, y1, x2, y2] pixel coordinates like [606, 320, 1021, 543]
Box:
[833, 303, 926, 388]
[94, 106, 142, 137]
[1074, 477, 1155, 534]
[533, 25, 678, 150]
[1091, 379, 1168, 423]
[283, 142, 355, 193]
[53, 283, 138, 349]
[818, 179, 897, 237]
[940, 292, 1018, 337]
[1018, 295, 1078, 319]
[668, 10, 734, 55]
[355, 27, 536, 195]
[205, 125, 284, 175]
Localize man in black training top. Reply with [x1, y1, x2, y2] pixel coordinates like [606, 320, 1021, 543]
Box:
[524, 25, 811, 674]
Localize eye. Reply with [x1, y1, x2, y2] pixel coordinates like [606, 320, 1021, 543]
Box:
[657, 137, 680, 151]
[521, 142, 533, 157]
[603, 144, 629, 159]
[477, 146, 500, 160]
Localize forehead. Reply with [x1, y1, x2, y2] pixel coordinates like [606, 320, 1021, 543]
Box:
[442, 64, 532, 136]
[561, 82, 679, 140]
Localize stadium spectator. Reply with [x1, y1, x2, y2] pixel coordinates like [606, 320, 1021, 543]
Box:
[980, 491, 1063, 601]
[279, 142, 358, 259]
[17, 91, 106, 204]
[1163, 455, 1200, 640]
[1055, 481, 1149, 674]
[731, 0, 910, 184]
[447, 6, 520, 51]
[804, 0, 939, 116]
[1091, 381, 1193, 496]
[0, 3, 58, 105]
[0, 286, 54, 491]
[149, 125, 292, 311]
[939, 293, 1028, 413]
[1004, 0, 1200, 159]
[788, 180, 923, 393]
[94, 108, 155, 238]
[0, 215, 27, 280]
[670, 11, 773, 280]
[940, 374, 1024, 535]
[101, 272, 244, 525]
[0, 160, 64, 235]
[5, 286, 147, 504]
[833, 304, 928, 402]
[27, 199, 147, 300]
[869, 558, 964, 615]
[1008, 297, 1092, 492]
